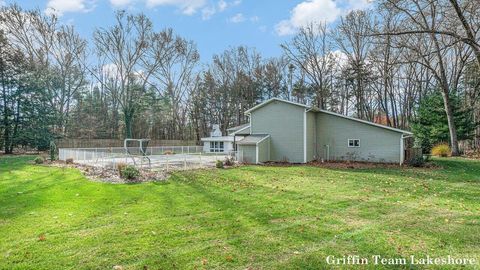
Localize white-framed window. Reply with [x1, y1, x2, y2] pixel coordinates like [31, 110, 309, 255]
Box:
[348, 139, 360, 148]
[209, 141, 224, 152]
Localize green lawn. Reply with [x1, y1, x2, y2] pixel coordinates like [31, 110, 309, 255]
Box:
[0, 156, 479, 269]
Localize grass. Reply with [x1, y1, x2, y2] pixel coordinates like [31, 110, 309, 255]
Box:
[0, 156, 479, 269]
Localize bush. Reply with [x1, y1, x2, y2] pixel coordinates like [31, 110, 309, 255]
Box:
[431, 143, 451, 157]
[224, 156, 235, 166]
[408, 156, 425, 167]
[65, 158, 74, 164]
[116, 162, 127, 175]
[34, 156, 44, 164]
[49, 141, 57, 161]
[120, 165, 140, 180]
[216, 160, 224, 169]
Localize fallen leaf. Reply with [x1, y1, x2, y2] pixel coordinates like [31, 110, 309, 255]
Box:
[38, 234, 46, 241]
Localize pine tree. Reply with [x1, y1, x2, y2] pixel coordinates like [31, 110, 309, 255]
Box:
[412, 92, 476, 153]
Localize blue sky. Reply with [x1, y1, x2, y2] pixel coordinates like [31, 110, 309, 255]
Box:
[10, 0, 370, 62]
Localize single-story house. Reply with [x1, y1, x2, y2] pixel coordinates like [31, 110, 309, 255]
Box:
[200, 124, 248, 153]
[235, 98, 413, 164]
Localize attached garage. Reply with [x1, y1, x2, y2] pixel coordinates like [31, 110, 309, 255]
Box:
[236, 135, 270, 164]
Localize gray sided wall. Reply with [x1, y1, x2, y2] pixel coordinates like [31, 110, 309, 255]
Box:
[257, 137, 270, 163]
[315, 112, 402, 163]
[250, 101, 305, 163]
[238, 144, 256, 164]
[306, 111, 315, 162]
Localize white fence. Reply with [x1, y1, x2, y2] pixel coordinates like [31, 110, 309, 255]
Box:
[59, 146, 204, 161]
[59, 146, 243, 171]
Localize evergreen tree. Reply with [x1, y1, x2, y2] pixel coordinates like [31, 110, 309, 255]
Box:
[412, 92, 476, 153]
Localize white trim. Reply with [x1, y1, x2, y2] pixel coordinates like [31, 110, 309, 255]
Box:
[230, 125, 250, 135]
[248, 114, 252, 135]
[318, 110, 413, 135]
[303, 109, 307, 163]
[347, 139, 360, 148]
[201, 136, 234, 142]
[400, 135, 404, 165]
[255, 135, 270, 164]
[255, 134, 271, 144]
[244, 98, 309, 114]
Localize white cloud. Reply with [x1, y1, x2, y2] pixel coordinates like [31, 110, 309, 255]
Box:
[275, 0, 372, 36]
[275, 0, 340, 36]
[229, 13, 245, 23]
[201, 5, 215, 20]
[275, 20, 296, 36]
[249, 15, 259, 23]
[45, 0, 95, 16]
[217, 0, 227, 11]
[110, 0, 135, 7]
[146, 0, 206, 15]
[346, 0, 372, 11]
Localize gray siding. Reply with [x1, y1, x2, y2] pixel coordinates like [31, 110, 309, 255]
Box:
[250, 100, 305, 163]
[257, 137, 270, 163]
[238, 145, 256, 164]
[315, 112, 402, 163]
[306, 111, 315, 162]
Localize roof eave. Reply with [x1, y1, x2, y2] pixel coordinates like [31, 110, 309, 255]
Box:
[318, 110, 413, 135]
[244, 98, 309, 115]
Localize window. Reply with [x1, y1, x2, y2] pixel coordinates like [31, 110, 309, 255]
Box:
[348, 139, 360, 147]
[209, 141, 225, 152]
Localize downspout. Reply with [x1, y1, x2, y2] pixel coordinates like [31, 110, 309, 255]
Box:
[304, 109, 307, 163]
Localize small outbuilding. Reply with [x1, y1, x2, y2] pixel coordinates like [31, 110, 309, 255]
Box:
[201, 124, 235, 153]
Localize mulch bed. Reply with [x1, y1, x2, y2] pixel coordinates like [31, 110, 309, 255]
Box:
[49, 161, 168, 184]
[263, 160, 439, 169]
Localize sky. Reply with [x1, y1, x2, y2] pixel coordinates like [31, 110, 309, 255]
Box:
[10, 0, 371, 62]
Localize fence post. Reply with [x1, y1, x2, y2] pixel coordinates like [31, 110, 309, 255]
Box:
[166, 156, 169, 172]
[184, 156, 187, 170]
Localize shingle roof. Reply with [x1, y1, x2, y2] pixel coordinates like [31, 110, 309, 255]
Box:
[236, 134, 269, 145]
[227, 123, 249, 131]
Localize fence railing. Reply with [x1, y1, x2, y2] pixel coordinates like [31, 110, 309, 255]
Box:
[58, 146, 243, 172]
[59, 146, 204, 161]
[56, 139, 197, 148]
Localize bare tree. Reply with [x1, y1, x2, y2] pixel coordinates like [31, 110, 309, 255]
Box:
[144, 29, 200, 139]
[0, 4, 87, 136]
[282, 22, 336, 109]
[334, 10, 375, 120]
[93, 11, 152, 138]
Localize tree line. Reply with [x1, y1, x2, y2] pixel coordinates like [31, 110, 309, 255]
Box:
[0, 0, 479, 155]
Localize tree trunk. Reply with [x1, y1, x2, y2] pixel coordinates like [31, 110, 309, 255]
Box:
[124, 109, 134, 139]
[440, 90, 460, 155]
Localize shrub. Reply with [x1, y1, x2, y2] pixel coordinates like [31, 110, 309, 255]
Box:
[120, 165, 140, 180]
[216, 160, 224, 169]
[49, 141, 57, 161]
[65, 158, 74, 164]
[431, 143, 451, 157]
[34, 156, 44, 164]
[224, 156, 235, 166]
[116, 162, 127, 175]
[408, 156, 425, 167]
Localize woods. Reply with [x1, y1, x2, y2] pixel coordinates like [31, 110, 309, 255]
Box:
[0, 0, 479, 154]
